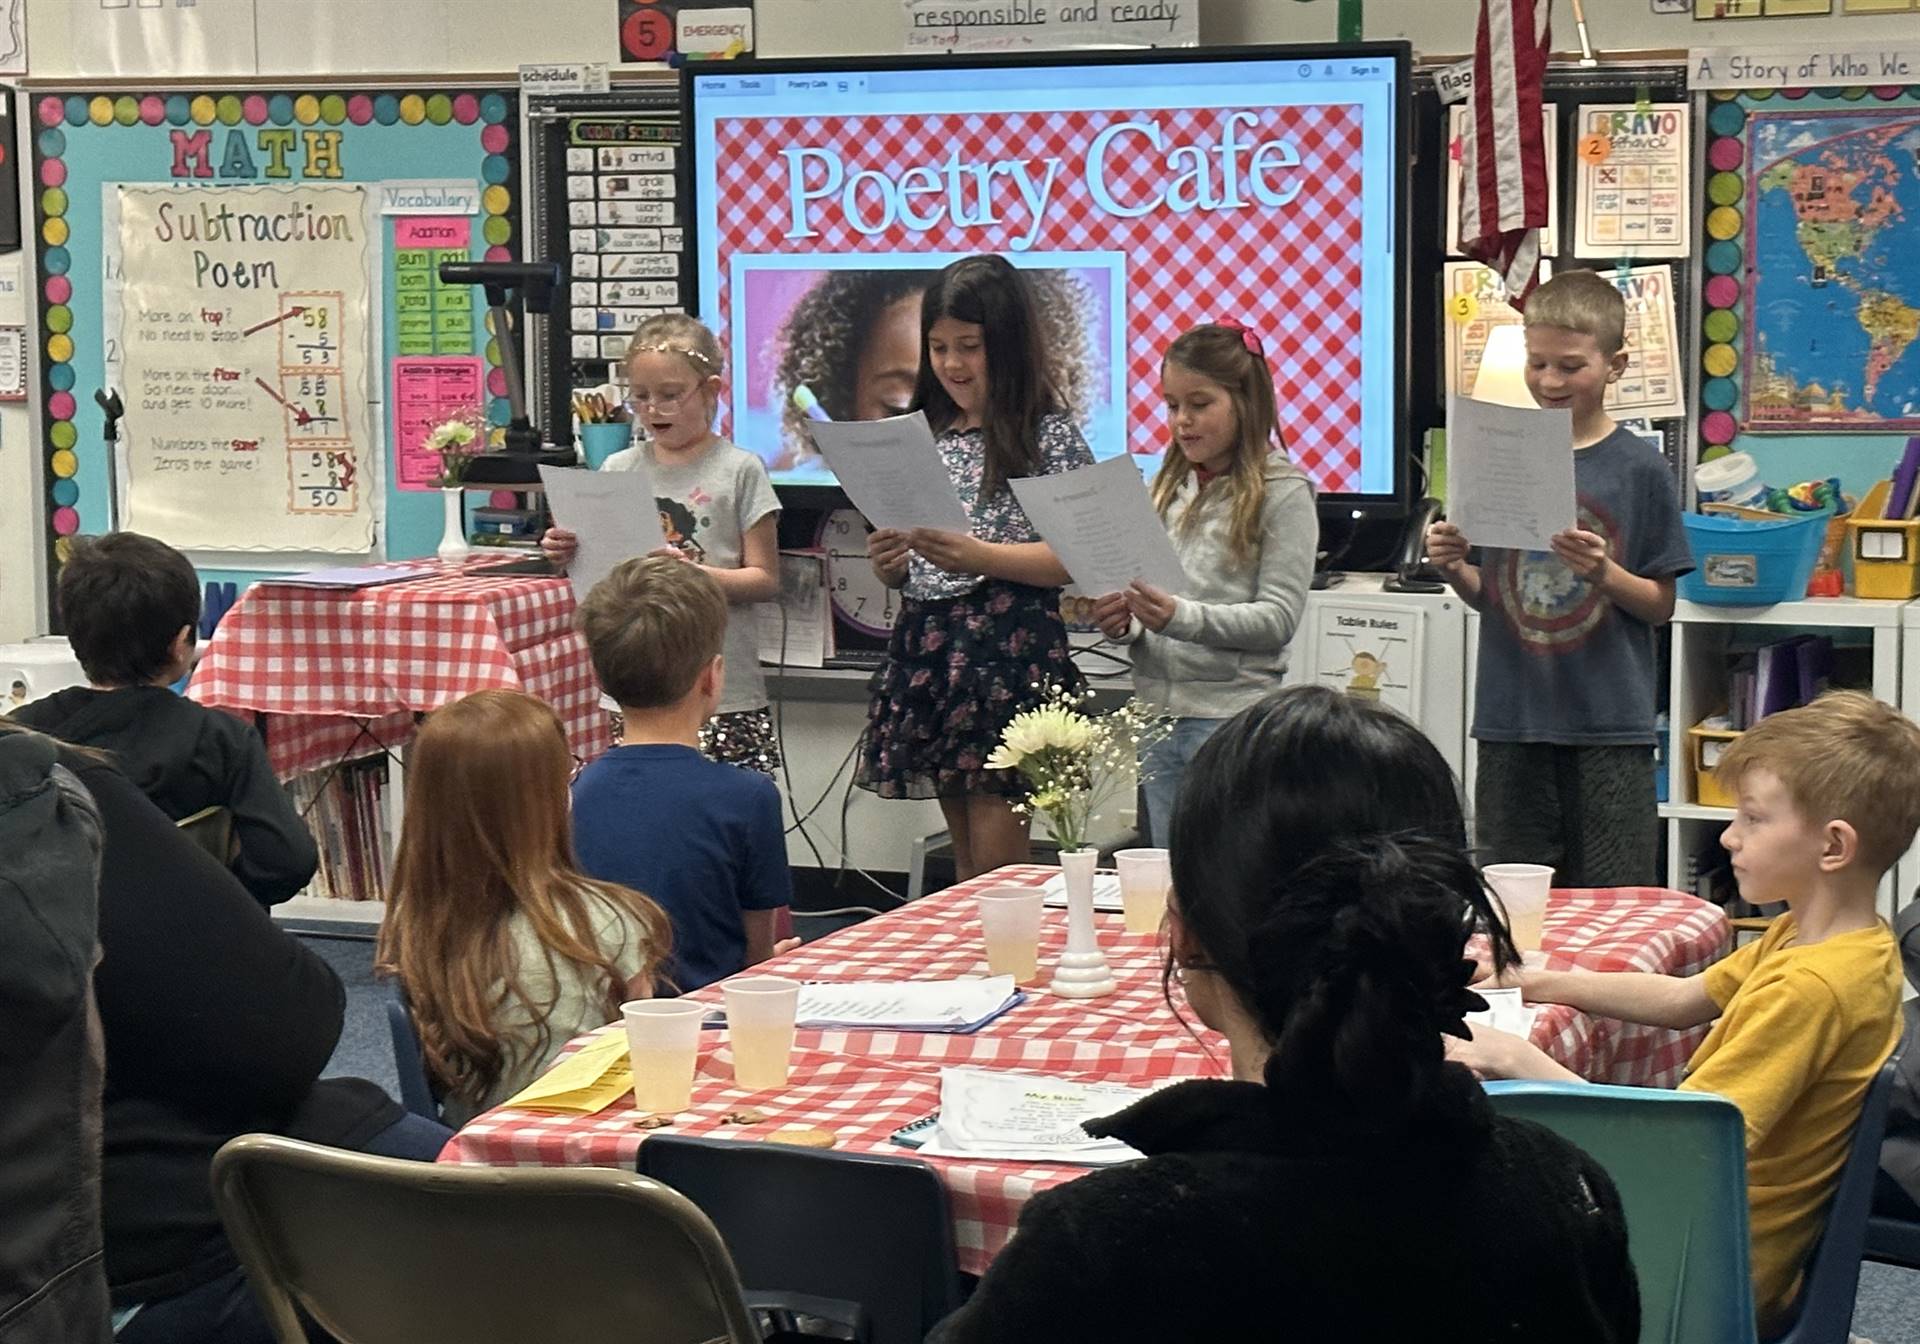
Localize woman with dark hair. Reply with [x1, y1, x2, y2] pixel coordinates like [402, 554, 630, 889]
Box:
[929, 686, 1641, 1342]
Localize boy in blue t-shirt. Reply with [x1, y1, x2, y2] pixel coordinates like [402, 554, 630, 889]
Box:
[1426, 270, 1693, 886]
[571, 555, 793, 990]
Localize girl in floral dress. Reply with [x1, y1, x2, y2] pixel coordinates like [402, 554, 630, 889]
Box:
[855, 255, 1093, 880]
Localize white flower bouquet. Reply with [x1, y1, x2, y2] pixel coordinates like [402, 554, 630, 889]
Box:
[986, 685, 1174, 853]
[425, 413, 487, 487]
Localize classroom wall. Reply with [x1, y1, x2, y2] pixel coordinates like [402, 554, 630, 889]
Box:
[24, 0, 1920, 80]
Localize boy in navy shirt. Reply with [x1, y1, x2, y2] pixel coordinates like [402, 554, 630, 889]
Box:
[571, 555, 793, 990]
[1426, 270, 1693, 886]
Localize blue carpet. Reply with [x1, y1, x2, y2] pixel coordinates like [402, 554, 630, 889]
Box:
[306, 933, 400, 1097]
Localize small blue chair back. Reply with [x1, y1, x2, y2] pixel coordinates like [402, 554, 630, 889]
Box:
[1771, 1056, 1900, 1344]
[638, 1132, 962, 1344]
[1485, 1080, 1755, 1344]
[385, 991, 440, 1121]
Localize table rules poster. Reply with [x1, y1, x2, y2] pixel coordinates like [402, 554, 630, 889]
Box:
[118, 183, 374, 552]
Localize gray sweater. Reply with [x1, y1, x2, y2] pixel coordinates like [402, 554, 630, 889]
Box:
[1120, 461, 1318, 720]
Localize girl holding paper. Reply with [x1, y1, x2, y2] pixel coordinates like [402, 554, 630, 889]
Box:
[541, 314, 784, 774]
[1092, 323, 1317, 847]
[926, 687, 1640, 1343]
[855, 254, 1094, 880]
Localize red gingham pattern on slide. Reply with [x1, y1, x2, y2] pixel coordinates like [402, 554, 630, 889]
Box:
[187, 560, 612, 779]
[442, 865, 1730, 1274]
[710, 104, 1370, 491]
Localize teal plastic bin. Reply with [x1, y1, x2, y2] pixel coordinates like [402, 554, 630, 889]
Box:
[1678, 511, 1825, 606]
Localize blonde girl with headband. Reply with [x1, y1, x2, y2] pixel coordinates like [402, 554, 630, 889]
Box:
[542, 314, 783, 773]
[1092, 322, 1318, 847]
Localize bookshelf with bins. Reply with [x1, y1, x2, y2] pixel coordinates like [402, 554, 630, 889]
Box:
[1662, 597, 1910, 921]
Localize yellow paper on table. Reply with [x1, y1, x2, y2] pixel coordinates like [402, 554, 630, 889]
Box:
[500, 1028, 633, 1114]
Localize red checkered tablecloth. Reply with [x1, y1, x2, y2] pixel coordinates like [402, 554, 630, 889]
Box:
[440, 866, 1731, 1274]
[186, 560, 610, 779]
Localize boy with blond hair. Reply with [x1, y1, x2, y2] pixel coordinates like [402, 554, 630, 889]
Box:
[570, 556, 793, 990]
[1427, 269, 1693, 886]
[1456, 690, 1918, 1332]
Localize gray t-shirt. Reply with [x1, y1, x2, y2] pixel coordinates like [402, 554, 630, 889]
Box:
[604, 438, 780, 714]
[1471, 425, 1693, 746]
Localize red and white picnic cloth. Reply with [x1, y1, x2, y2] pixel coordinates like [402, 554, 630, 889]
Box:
[440, 865, 1730, 1275]
[187, 559, 610, 779]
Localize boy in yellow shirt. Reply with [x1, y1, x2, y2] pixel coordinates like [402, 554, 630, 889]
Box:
[1453, 690, 1917, 1333]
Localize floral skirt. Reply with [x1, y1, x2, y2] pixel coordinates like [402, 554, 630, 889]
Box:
[855, 581, 1082, 801]
[609, 706, 781, 776]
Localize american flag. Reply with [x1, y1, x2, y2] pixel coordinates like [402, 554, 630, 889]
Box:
[1458, 0, 1554, 307]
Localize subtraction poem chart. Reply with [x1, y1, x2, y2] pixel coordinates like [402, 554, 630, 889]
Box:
[118, 183, 374, 551]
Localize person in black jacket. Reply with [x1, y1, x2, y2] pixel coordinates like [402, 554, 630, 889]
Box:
[2, 724, 453, 1344]
[0, 727, 112, 1343]
[929, 686, 1641, 1344]
[13, 531, 317, 905]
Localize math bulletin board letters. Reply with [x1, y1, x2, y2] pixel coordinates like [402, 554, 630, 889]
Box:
[30, 87, 518, 594]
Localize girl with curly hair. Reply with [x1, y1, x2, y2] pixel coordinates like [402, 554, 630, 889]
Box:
[769, 265, 1098, 473]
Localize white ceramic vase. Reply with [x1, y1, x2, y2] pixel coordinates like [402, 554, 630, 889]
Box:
[1050, 847, 1117, 999]
[437, 486, 472, 564]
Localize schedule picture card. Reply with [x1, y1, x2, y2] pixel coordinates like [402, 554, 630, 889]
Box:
[1444, 395, 1577, 553]
[537, 464, 668, 606]
[803, 412, 970, 534]
[1009, 454, 1190, 597]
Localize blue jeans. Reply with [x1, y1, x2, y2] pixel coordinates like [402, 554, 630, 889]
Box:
[114, 1113, 452, 1344]
[1140, 718, 1228, 849]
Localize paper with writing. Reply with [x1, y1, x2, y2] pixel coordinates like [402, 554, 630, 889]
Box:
[1009, 455, 1189, 596]
[538, 464, 668, 606]
[803, 412, 970, 533]
[916, 1067, 1160, 1165]
[791, 976, 1019, 1031]
[1444, 396, 1576, 553]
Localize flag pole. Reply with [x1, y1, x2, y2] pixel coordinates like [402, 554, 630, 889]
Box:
[1568, 0, 1600, 65]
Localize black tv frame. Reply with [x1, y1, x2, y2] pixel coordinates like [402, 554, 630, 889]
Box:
[681, 40, 1415, 521]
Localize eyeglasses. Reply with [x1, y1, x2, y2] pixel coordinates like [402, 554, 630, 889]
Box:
[625, 391, 693, 416]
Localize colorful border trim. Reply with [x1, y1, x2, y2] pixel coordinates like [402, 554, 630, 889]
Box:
[29, 87, 517, 587]
[1696, 84, 1920, 465]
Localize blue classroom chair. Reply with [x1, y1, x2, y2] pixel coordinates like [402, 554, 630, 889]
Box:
[1771, 1057, 1899, 1344]
[384, 990, 441, 1122]
[1484, 1080, 1756, 1344]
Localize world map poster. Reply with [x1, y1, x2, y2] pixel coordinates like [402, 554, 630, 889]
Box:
[1744, 108, 1920, 432]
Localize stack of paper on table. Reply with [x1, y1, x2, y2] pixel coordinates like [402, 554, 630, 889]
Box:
[704, 977, 1024, 1033]
[915, 1067, 1157, 1166]
[1039, 870, 1123, 911]
[255, 562, 443, 589]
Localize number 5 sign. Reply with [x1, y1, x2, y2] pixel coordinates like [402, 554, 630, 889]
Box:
[617, 0, 756, 64]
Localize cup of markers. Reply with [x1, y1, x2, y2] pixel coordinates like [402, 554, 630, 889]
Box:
[575, 388, 630, 469]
